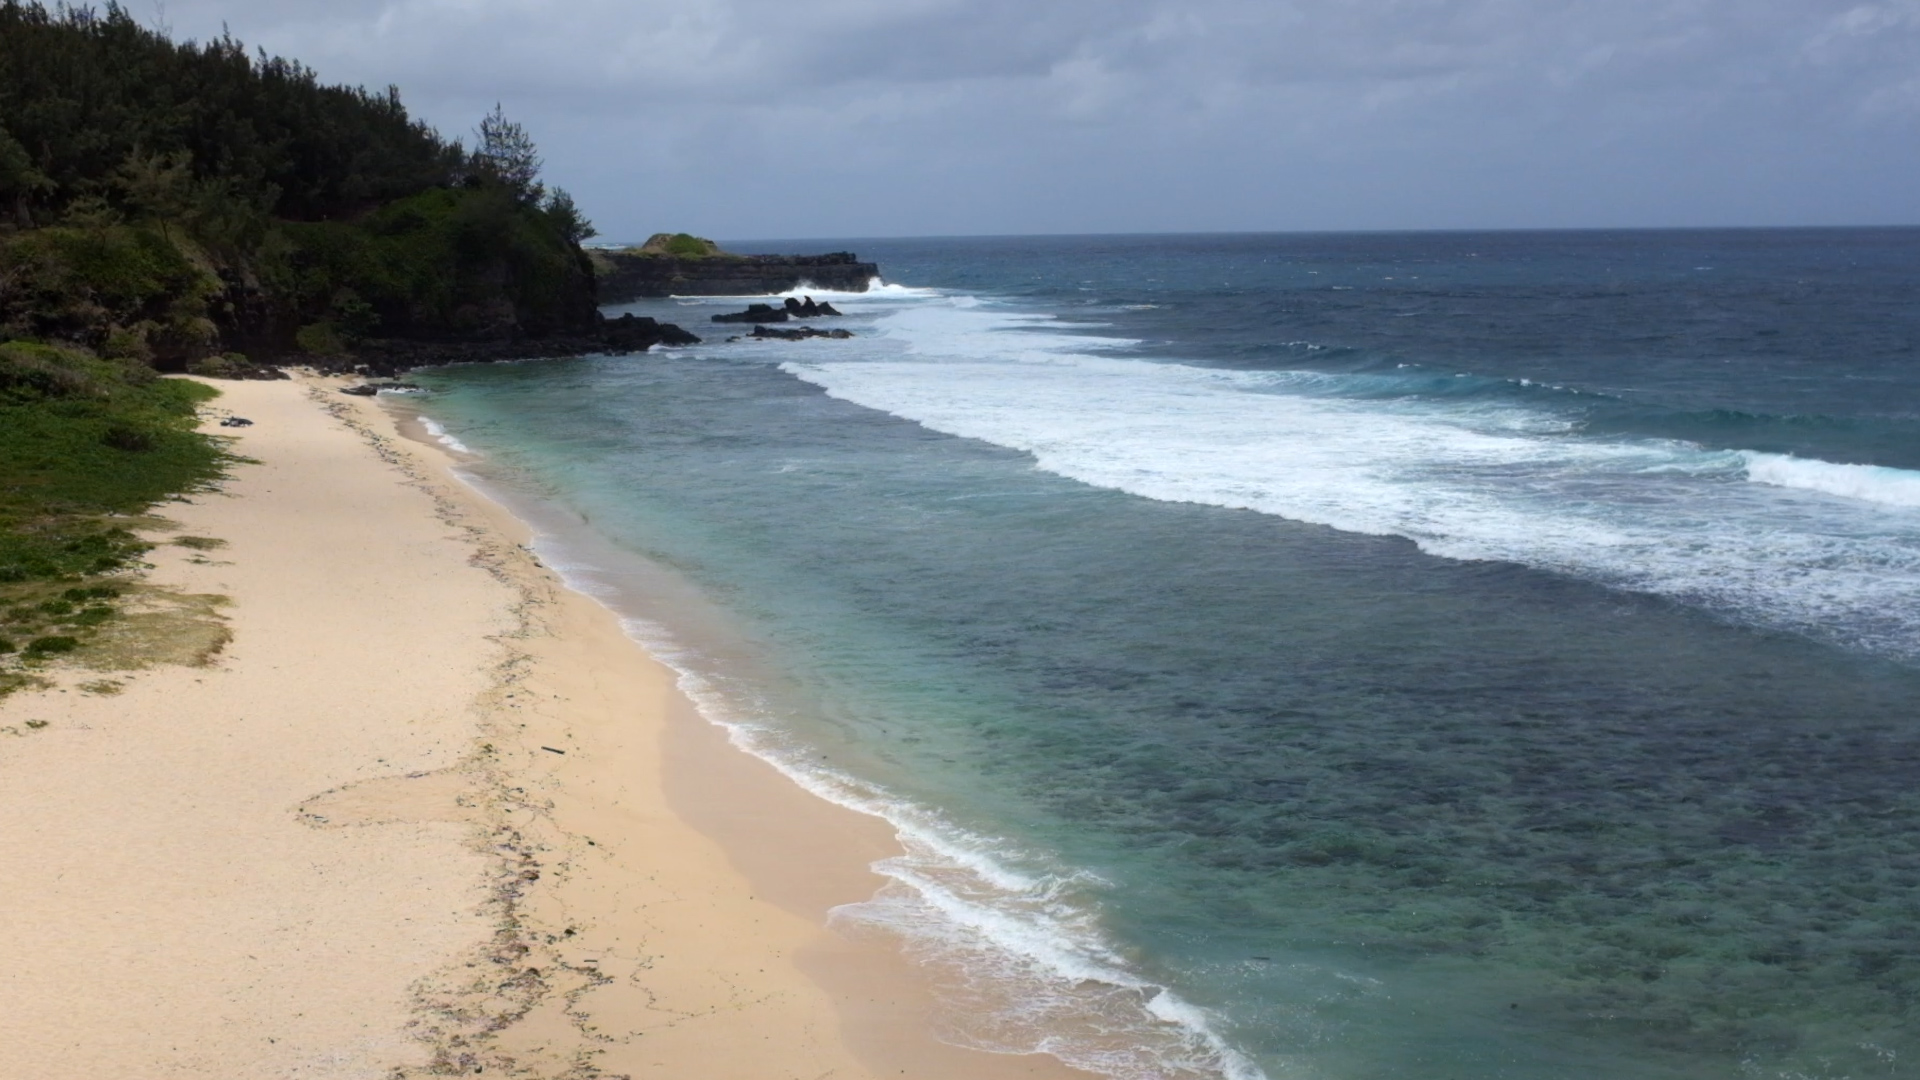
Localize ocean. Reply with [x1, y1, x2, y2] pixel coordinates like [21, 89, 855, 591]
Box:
[411, 229, 1920, 1080]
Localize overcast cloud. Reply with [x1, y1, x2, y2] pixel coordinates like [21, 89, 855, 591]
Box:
[151, 0, 1920, 240]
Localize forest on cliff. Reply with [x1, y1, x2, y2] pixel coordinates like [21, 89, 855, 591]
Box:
[0, 0, 608, 684]
[0, 0, 601, 374]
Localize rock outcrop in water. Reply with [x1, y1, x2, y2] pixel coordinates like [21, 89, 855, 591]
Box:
[603, 313, 702, 350]
[748, 325, 853, 341]
[787, 296, 842, 317]
[712, 304, 790, 325]
[711, 297, 845, 324]
[596, 250, 879, 301]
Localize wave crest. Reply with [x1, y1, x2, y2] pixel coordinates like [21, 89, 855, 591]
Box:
[1743, 452, 1920, 508]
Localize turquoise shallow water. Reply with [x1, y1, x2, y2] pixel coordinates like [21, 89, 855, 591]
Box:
[416, 230, 1920, 1080]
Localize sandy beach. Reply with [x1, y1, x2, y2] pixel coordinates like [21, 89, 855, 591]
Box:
[0, 375, 1085, 1079]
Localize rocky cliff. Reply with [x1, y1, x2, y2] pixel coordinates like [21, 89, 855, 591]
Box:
[595, 251, 879, 301]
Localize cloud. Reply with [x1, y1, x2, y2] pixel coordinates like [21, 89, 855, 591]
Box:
[149, 0, 1920, 237]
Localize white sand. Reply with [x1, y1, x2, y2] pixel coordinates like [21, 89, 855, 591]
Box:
[0, 376, 1086, 1080]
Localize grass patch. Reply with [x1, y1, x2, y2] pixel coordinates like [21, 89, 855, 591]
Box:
[0, 672, 46, 698]
[71, 604, 116, 626]
[80, 589, 229, 670]
[0, 341, 225, 521]
[632, 232, 725, 258]
[78, 679, 123, 695]
[172, 535, 226, 550]
[0, 582, 229, 693]
[0, 340, 230, 695]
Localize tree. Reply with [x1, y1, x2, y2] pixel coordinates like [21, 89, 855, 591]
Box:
[115, 149, 195, 231]
[471, 103, 543, 207]
[542, 187, 595, 245]
[0, 123, 51, 228]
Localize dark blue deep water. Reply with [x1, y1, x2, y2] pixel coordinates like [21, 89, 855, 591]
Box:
[415, 230, 1920, 1080]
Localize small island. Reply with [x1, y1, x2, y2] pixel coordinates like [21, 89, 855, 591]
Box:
[593, 233, 880, 301]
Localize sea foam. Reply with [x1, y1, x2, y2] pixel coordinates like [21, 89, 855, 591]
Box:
[779, 297, 1920, 661]
[1743, 451, 1920, 508]
[418, 416, 473, 454]
[668, 279, 938, 302]
[777, 278, 937, 300]
[614, 605, 1272, 1080]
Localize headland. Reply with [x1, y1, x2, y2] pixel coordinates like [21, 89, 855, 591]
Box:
[594, 233, 880, 302]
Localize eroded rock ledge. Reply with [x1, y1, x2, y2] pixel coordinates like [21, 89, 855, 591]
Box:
[596, 251, 880, 301]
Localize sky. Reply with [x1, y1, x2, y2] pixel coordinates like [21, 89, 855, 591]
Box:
[151, 0, 1920, 241]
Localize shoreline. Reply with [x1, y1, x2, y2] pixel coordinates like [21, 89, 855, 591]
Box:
[379, 392, 1093, 1079]
[0, 374, 1086, 1078]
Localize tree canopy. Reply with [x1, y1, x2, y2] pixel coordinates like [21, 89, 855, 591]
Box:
[0, 0, 599, 364]
[0, 0, 459, 222]
[472, 103, 543, 207]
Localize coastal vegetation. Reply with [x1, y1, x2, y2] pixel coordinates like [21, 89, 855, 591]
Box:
[0, 338, 225, 692]
[632, 232, 730, 258]
[0, 0, 604, 688]
[0, 0, 601, 370]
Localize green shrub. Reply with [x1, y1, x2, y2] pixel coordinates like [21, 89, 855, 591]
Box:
[0, 638, 14, 653]
[635, 232, 722, 258]
[72, 605, 116, 625]
[101, 324, 155, 362]
[24, 635, 79, 655]
[0, 340, 124, 402]
[0, 226, 218, 362]
[294, 321, 346, 355]
[186, 352, 254, 378]
[666, 233, 710, 256]
[102, 423, 157, 451]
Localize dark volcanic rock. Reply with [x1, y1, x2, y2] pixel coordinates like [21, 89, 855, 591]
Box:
[603, 313, 700, 349]
[712, 296, 849, 323]
[713, 304, 790, 324]
[784, 296, 842, 318]
[306, 313, 702, 377]
[339, 382, 421, 395]
[751, 325, 854, 341]
[598, 251, 879, 302]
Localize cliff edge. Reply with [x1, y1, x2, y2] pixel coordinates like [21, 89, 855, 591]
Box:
[595, 235, 879, 300]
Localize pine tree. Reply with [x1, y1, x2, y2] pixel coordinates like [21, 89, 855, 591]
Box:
[542, 187, 595, 245]
[471, 104, 544, 207]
